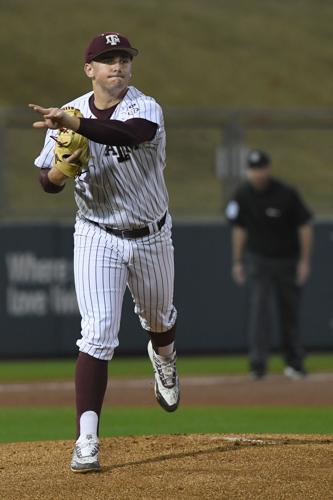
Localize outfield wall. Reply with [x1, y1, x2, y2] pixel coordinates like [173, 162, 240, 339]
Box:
[0, 221, 332, 358]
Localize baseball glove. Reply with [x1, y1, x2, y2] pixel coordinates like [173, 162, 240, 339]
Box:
[53, 107, 89, 178]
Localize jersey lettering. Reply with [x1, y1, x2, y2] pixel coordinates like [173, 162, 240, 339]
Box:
[104, 145, 138, 162]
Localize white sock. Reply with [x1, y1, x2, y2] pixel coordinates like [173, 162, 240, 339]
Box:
[157, 342, 175, 358]
[79, 410, 98, 439]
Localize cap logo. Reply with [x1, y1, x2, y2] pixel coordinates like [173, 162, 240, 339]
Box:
[105, 34, 121, 46]
[250, 151, 260, 162]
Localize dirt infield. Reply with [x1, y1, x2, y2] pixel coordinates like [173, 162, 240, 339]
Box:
[1, 373, 333, 407]
[0, 434, 332, 499]
[1, 376, 332, 498]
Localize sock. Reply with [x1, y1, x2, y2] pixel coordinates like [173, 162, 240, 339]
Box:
[149, 324, 176, 356]
[157, 342, 175, 357]
[75, 352, 108, 439]
[79, 411, 98, 439]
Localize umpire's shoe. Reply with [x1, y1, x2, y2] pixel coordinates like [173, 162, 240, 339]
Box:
[284, 366, 307, 380]
[148, 341, 180, 412]
[71, 434, 101, 473]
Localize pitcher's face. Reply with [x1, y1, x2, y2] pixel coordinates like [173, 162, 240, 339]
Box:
[84, 51, 132, 93]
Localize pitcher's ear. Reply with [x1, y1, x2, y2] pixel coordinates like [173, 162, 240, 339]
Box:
[84, 62, 94, 79]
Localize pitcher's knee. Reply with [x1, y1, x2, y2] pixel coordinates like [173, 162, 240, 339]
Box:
[137, 305, 177, 333]
[78, 316, 120, 361]
[76, 337, 118, 361]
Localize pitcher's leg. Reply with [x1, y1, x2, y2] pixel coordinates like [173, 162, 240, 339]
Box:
[148, 323, 176, 354]
[128, 225, 177, 336]
[128, 224, 179, 411]
[73, 222, 128, 452]
[75, 353, 108, 439]
[74, 224, 128, 361]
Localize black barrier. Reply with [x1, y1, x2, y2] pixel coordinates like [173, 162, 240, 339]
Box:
[0, 221, 332, 357]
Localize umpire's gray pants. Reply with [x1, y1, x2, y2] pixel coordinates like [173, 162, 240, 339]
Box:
[247, 254, 304, 371]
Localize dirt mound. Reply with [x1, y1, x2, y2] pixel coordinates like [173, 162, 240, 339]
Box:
[0, 434, 332, 499]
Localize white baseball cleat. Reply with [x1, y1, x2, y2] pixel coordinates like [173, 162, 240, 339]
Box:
[70, 434, 101, 473]
[147, 340, 180, 412]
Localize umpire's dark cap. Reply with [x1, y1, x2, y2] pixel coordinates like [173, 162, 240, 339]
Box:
[85, 32, 138, 63]
[247, 149, 271, 168]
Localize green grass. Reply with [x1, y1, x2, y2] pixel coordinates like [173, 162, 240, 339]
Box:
[0, 354, 332, 383]
[0, 406, 332, 443]
[2, 0, 333, 109]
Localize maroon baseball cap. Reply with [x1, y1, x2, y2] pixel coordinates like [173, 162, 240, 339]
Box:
[85, 32, 138, 62]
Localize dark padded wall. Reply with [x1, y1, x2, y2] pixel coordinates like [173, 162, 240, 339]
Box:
[0, 221, 332, 357]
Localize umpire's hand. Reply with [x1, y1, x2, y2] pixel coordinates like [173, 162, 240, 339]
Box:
[232, 262, 246, 285]
[296, 259, 311, 286]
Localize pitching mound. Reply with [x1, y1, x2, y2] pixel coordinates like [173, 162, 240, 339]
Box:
[1, 434, 332, 499]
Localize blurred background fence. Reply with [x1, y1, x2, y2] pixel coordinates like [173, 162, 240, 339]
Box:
[1, 107, 333, 221]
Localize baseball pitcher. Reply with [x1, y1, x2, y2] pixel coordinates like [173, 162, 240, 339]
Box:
[30, 32, 180, 473]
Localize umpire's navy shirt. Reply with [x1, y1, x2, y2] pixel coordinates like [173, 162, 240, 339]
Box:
[226, 178, 313, 259]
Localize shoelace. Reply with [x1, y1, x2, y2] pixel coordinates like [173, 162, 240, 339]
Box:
[154, 353, 177, 388]
[76, 438, 99, 458]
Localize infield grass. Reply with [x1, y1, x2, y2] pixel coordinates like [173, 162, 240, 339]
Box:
[0, 354, 332, 383]
[0, 406, 332, 443]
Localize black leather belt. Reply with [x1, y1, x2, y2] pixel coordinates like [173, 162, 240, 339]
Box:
[92, 212, 167, 239]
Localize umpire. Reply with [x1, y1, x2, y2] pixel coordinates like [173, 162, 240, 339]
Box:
[226, 149, 313, 380]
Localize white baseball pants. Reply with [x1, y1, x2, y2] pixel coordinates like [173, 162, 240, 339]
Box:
[73, 214, 177, 360]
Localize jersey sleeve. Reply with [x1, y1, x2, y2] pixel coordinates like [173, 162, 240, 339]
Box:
[78, 118, 157, 146]
[34, 128, 55, 169]
[121, 98, 163, 126]
[289, 189, 313, 226]
[225, 191, 246, 227]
